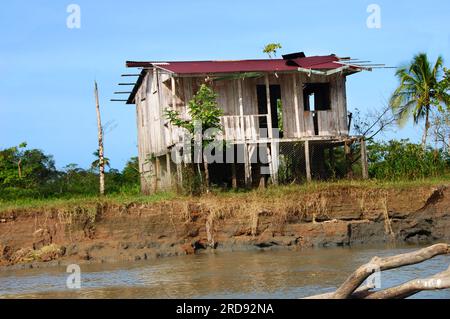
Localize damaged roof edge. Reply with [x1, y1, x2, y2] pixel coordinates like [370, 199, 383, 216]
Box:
[126, 69, 146, 104]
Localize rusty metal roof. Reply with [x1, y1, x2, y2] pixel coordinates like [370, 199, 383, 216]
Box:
[125, 55, 351, 75]
[123, 54, 365, 104]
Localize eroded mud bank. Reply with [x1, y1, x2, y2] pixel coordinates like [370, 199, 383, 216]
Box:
[1, 185, 449, 270]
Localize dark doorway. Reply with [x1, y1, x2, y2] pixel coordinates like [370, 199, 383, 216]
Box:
[256, 85, 282, 136]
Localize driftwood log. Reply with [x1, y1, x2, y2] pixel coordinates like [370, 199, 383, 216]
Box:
[305, 243, 450, 299]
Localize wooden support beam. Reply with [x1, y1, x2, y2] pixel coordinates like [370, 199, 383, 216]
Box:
[166, 153, 172, 188]
[360, 138, 369, 179]
[305, 140, 312, 182]
[155, 157, 160, 193]
[237, 79, 245, 141]
[270, 143, 279, 185]
[170, 76, 177, 145]
[329, 146, 336, 178]
[264, 74, 279, 185]
[244, 144, 252, 188]
[265, 74, 273, 139]
[293, 74, 301, 138]
[344, 140, 353, 178]
[231, 163, 237, 189]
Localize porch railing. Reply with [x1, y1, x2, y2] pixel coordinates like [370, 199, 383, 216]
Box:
[219, 114, 271, 142]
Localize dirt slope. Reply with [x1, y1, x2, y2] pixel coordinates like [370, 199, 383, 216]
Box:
[1, 185, 449, 269]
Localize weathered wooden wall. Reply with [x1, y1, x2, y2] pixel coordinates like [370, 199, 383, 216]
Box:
[135, 70, 350, 193]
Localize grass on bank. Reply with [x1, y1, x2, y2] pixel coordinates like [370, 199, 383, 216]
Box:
[1, 176, 449, 213]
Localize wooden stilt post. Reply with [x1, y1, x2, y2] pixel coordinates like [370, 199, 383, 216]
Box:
[166, 153, 172, 188]
[231, 162, 237, 189]
[360, 138, 369, 179]
[237, 79, 245, 142]
[265, 74, 273, 139]
[170, 76, 177, 145]
[152, 157, 160, 193]
[270, 143, 279, 185]
[305, 140, 312, 182]
[344, 140, 353, 178]
[329, 145, 336, 178]
[244, 144, 252, 188]
[265, 74, 279, 185]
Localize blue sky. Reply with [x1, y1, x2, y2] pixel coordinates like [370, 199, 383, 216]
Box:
[1, 0, 449, 170]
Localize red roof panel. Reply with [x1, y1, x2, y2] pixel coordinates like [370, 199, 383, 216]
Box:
[126, 55, 346, 75]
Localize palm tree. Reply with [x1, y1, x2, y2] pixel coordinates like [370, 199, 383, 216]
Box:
[390, 53, 449, 148]
[91, 149, 110, 171]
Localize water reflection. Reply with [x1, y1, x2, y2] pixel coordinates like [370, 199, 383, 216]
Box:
[0, 244, 449, 299]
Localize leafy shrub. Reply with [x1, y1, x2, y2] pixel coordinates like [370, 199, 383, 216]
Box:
[368, 140, 449, 180]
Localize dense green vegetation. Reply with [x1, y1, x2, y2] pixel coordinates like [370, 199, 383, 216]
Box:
[368, 140, 449, 180]
[0, 143, 140, 201]
[0, 139, 448, 204]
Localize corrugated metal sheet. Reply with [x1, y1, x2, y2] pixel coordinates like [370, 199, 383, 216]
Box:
[126, 55, 347, 75]
[124, 54, 361, 104]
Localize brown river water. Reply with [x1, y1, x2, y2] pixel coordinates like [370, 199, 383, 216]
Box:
[0, 244, 449, 299]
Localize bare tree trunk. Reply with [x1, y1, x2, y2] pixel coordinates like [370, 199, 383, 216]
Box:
[422, 106, 430, 149]
[17, 159, 22, 178]
[305, 243, 450, 299]
[366, 265, 450, 299]
[94, 81, 105, 196]
[203, 153, 210, 193]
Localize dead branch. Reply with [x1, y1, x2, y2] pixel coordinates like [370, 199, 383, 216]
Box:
[365, 265, 450, 299]
[305, 244, 450, 299]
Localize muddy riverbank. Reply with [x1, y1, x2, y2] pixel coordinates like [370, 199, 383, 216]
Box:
[1, 185, 449, 270]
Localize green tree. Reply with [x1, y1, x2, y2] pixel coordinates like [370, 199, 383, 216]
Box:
[367, 139, 448, 180]
[390, 53, 450, 148]
[165, 84, 223, 193]
[122, 157, 140, 185]
[0, 143, 57, 198]
[263, 43, 282, 59]
[91, 149, 110, 171]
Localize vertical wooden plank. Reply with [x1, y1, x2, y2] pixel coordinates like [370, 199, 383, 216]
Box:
[166, 153, 172, 188]
[231, 162, 237, 189]
[155, 157, 161, 193]
[344, 140, 353, 178]
[250, 116, 256, 141]
[305, 140, 312, 182]
[245, 116, 251, 141]
[297, 73, 306, 137]
[360, 138, 369, 179]
[329, 146, 336, 178]
[265, 74, 279, 185]
[244, 143, 251, 187]
[293, 74, 301, 138]
[170, 76, 177, 145]
[238, 79, 245, 142]
[270, 142, 279, 185]
[265, 74, 273, 139]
